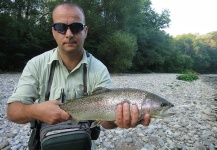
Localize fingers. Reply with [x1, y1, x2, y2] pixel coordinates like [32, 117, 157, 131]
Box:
[140, 114, 151, 126]
[49, 100, 61, 105]
[115, 104, 124, 128]
[115, 103, 131, 128]
[123, 103, 131, 128]
[60, 111, 71, 120]
[51, 100, 71, 120]
[131, 104, 139, 127]
[38, 100, 71, 124]
[115, 102, 139, 128]
[115, 102, 151, 129]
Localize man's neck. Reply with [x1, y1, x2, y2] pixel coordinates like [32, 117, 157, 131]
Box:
[58, 49, 84, 71]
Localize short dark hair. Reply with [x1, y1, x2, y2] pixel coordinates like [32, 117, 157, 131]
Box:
[52, 2, 86, 23]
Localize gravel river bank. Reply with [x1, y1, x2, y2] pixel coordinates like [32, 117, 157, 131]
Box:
[0, 73, 216, 150]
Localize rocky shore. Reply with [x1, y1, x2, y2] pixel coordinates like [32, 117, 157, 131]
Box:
[0, 73, 216, 150]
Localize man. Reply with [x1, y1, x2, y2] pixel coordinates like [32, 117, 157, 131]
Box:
[7, 1, 150, 140]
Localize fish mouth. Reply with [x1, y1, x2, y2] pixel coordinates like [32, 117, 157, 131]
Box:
[157, 107, 176, 118]
[152, 112, 176, 118]
[149, 105, 176, 118]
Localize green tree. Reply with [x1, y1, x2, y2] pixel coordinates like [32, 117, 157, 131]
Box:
[163, 44, 193, 73]
[5, 0, 216, 74]
[98, 31, 137, 73]
[173, 33, 217, 73]
[133, 30, 172, 72]
[130, 0, 171, 72]
[196, 32, 217, 73]
[0, 0, 58, 71]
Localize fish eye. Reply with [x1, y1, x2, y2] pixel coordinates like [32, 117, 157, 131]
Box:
[161, 103, 167, 107]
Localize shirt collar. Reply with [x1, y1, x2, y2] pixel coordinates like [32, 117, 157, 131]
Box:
[48, 47, 88, 67]
[48, 47, 59, 65]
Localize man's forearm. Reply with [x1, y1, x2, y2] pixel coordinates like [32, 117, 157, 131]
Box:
[7, 102, 36, 124]
[7, 100, 71, 125]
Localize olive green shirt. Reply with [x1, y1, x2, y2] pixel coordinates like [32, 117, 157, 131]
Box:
[7, 48, 111, 104]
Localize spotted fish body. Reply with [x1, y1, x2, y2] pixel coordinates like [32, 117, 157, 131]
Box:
[60, 88, 175, 123]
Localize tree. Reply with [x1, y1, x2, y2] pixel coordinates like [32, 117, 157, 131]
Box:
[3, 0, 216, 73]
[98, 31, 137, 73]
[0, 0, 57, 71]
[173, 33, 217, 73]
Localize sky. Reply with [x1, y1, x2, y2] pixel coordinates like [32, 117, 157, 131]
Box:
[151, 0, 217, 36]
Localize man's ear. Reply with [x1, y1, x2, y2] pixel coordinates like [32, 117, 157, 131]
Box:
[84, 26, 88, 38]
[52, 27, 55, 37]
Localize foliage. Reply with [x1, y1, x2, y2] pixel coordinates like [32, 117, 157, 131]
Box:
[98, 31, 137, 73]
[0, 0, 56, 71]
[174, 33, 217, 73]
[176, 73, 199, 82]
[132, 30, 172, 72]
[0, 0, 217, 74]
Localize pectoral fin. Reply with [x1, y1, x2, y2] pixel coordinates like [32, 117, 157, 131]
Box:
[151, 115, 159, 118]
[137, 114, 145, 124]
[71, 116, 80, 125]
[90, 120, 103, 128]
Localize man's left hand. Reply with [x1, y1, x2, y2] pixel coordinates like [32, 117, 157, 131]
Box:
[114, 102, 151, 128]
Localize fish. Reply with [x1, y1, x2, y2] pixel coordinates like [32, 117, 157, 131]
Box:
[60, 88, 175, 126]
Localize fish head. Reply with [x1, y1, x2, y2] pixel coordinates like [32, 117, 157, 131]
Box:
[141, 92, 175, 118]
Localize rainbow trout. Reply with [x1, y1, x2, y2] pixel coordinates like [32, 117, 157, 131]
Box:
[60, 88, 175, 125]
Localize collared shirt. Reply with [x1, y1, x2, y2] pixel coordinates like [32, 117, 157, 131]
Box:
[7, 48, 111, 104]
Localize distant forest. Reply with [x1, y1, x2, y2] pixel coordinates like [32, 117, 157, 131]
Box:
[0, 0, 217, 73]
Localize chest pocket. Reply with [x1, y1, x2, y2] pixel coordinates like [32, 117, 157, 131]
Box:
[74, 84, 85, 98]
[50, 87, 62, 100]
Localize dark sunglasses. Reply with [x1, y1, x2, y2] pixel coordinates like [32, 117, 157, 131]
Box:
[53, 22, 85, 35]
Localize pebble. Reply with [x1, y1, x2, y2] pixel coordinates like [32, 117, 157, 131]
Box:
[0, 73, 217, 149]
[125, 137, 133, 143]
[103, 141, 113, 149]
[141, 137, 148, 142]
[137, 132, 144, 137]
[0, 141, 9, 149]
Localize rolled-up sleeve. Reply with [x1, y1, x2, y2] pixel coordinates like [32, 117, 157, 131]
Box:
[87, 54, 112, 93]
[7, 60, 40, 104]
[95, 66, 111, 89]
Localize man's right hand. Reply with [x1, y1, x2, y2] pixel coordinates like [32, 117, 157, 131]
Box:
[35, 100, 71, 125]
[7, 100, 71, 125]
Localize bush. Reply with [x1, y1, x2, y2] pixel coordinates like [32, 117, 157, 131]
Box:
[176, 73, 199, 82]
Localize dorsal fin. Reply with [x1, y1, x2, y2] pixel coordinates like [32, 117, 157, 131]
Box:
[92, 87, 110, 95]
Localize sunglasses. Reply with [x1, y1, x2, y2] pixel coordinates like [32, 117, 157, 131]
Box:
[53, 22, 86, 35]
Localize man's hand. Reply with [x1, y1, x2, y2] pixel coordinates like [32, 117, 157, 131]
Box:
[101, 102, 151, 129]
[35, 100, 71, 125]
[7, 100, 70, 125]
[115, 102, 151, 128]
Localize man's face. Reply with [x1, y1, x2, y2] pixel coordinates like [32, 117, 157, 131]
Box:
[52, 5, 88, 55]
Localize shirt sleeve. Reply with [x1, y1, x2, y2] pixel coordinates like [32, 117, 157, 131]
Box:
[95, 66, 112, 89]
[7, 59, 40, 104]
[87, 54, 112, 94]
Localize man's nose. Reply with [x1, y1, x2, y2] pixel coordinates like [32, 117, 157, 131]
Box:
[65, 28, 73, 38]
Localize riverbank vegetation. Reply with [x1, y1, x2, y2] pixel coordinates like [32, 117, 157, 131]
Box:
[0, 0, 217, 73]
[176, 73, 199, 82]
